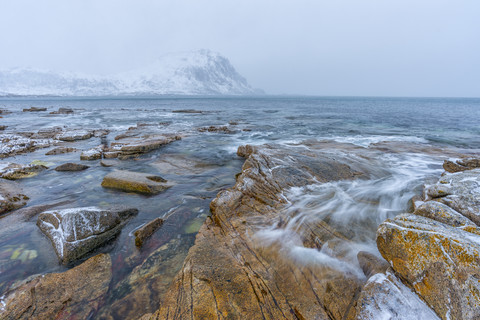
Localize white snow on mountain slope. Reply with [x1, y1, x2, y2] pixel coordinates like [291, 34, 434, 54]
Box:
[0, 50, 262, 96]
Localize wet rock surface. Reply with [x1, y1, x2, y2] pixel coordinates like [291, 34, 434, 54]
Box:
[148, 144, 364, 320]
[355, 271, 440, 320]
[45, 146, 78, 155]
[110, 134, 181, 159]
[134, 217, 164, 247]
[80, 145, 104, 160]
[101, 170, 172, 195]
[57, 129, 94, 141]
[36, 206, 138, 264]
[426, 168, 480, 226]
[0, 179, 28, 215]
[54, 163, 89, 172]
[443, 157, 480, 173]
[49, 107, 74, 114]
[0, 134, 52, 158]
[0, 163, 47, 180]
[22, 107, 47, 112]
[0, 253, 112, 320]
[377, 213, 480, 320]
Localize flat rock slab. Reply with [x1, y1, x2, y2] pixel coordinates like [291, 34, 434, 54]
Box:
[46, 146, 78, 155]
[1, 253, 111, 320]
[0, 163, 47, 180]
[55, 163, 89, 172]
[37, 206, 138, 264]
[101, 170, 173, 195]
[57, 129, 93, 141]
[0, 179, 28, 215]
[377, 213, 480, 320]
[0, 134, 52, 158]
[23, 107, 47, 112]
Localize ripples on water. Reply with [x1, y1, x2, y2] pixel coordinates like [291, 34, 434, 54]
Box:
[0, 96, 479, 313]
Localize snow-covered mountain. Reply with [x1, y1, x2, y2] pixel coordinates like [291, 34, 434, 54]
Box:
[0, 50, 262, 96]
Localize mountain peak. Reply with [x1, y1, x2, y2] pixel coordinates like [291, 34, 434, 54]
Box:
[0, 50, 262, 96]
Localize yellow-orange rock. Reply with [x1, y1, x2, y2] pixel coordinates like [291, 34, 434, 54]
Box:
[377, 213, 480, 320]
[1, 253, 112, 320]
[147, 144, 365, 320]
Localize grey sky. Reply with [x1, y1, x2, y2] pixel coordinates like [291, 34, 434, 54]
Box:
[0, 0, 479, 97]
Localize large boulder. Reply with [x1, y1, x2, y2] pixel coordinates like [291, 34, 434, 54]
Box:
[37, 206, 138, 264]
[0, 179, 28, 215]
[355, 271, 440, 320]
[425, 169, 480, 226]
[148, 144, 365, 320]
[101, 170, 173, 195]
[377, 213, 480, 320]
[0, 253, 111, 320]
[109, 134, 181, 159]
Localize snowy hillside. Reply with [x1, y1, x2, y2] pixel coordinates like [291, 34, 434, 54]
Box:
[0, 50, 262, 96]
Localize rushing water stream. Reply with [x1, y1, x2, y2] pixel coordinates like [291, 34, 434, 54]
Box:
[0, 96, 479, 316]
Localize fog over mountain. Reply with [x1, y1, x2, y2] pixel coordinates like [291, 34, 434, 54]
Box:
[0, 50, 261, 96]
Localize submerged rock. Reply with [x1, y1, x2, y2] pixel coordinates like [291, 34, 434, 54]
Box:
[37, 206, 138, 264]
[49, 107, 74, 114]
[172, 109, 204, 113]
[149, 143, 364, 320]
[377, 213, 480, 320]
[134, 217, 164, 247]
[0, 179, 28, 215]
[1, 253, 111, 320]
[54, 163, 89, 172]
[45, 146, 78, 155]
[101, 170, 172, 195]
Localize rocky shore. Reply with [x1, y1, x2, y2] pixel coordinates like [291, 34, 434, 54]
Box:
[1, 104, 480, 319]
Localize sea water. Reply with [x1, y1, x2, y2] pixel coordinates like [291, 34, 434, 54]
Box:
[0, 95, 479, 315]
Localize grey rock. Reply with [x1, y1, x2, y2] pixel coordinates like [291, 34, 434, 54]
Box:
[426, 169, 480, 226]
[57, 129, 93, 141]
[0, 179, 28, 215]
[80, 145, 104, 160]
[54, 163, 89, 172]
[37, 206, 138, 264]
[46, 146, 78, 155]
[49, 107, 74, 114]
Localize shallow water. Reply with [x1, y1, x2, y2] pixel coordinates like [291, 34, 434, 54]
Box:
[0, 95, 479, 315]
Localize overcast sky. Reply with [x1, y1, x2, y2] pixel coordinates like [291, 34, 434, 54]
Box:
[0, 0, 479, 97]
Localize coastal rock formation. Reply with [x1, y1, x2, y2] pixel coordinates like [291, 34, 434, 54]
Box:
[37, 206, 138, 264]
[46, 146, 78, 155]
[80, 145, 104, 160]
[0, 162, 47, 180]
[147, 144, 365, 320]
[377, 213, 480, 320]
[355, 271, 440, 319]
[54, 162, 89, 172]
[22, 107, 47, 112]
[134, 217, 164, 247]
[443, 157, 480, 173]
[425, 168, 480, 226]
[110, 134, 181, 159]
[0, 253, 112, 320]
[49, 107, 74, 114]
[101, 170, 172, 195]
[57, 129, 93, 141]
[0, 179, 28, 215]
[0, 134, 52, 158]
